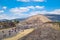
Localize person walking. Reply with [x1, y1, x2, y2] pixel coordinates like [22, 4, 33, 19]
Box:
[2, 31, 4, 33]
[8, 30, 11, 36]
[2, 31, 6, 38]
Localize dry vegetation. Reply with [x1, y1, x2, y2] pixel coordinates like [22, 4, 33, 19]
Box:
[0, 20, 19, 29]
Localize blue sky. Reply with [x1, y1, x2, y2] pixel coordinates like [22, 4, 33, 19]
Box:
[0, 0, 60, 19]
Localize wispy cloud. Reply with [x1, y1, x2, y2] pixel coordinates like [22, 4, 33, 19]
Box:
[35, 6, 44, 9]
[2, 6, 7, 10]
[10, 6, 44, 14]
[33, 0, 45, 2]
[46, 9, 60, 14]
[17, 0, 45, 2]
[17, 0, 30, 2]
[0, 6, 60, 20]
[0, 10, 4, 13]
[10, 7, 29, 14]
[0, 14, 8, 19]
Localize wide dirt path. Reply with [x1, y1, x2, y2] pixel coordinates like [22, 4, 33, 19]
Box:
[3, 28, 35, 40]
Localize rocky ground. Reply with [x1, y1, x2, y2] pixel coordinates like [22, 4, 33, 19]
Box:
[19, 27, 60, 40]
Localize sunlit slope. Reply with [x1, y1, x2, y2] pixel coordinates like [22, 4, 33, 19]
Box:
[26, 14, 52, 23]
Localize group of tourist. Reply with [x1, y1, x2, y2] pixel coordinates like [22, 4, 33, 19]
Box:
[1, 27, 24, 38]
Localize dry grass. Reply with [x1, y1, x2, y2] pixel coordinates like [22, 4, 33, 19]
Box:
[3, 28, 35, 40]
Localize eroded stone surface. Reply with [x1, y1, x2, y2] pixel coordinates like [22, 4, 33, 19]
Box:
[19, 27, 60, 40]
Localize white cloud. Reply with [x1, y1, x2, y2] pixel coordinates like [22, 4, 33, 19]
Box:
[0, 13, 30, 20]
[28, 9, 60, 16]
[0, 14, 19, 20]
[0, 6, 44, 20]
[27, 6, 44, 9]
[17, 0, 45, 2]
[10, 7, 29, 14]
[33, 0, 45, 2]
[9, 6, 60, 20]
[1, 6, 60, 20]
[28, 11, 46, 16]
[2, 6, 7, 10]
[35, 6, 44, 9]
[53, 9, 60, 14]
[0, 10, 4, 13]
[29, 11, 41, 16]
[10, 6, 44, 14]
[17, 0, 30, 2]
[46, 9, 60, 14]
[0, 14, 9, 19]
[27, 6, 35, 9]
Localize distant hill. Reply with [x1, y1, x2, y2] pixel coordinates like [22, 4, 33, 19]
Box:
[0, 14, 60, 22]
[44, 14, 60, 22]
[0, 18, 27, 22]
[0, 19, 9, 22]
[12, 18, 27, 21]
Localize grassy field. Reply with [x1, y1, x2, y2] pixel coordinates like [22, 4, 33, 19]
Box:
[3, 28, 35, 40]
